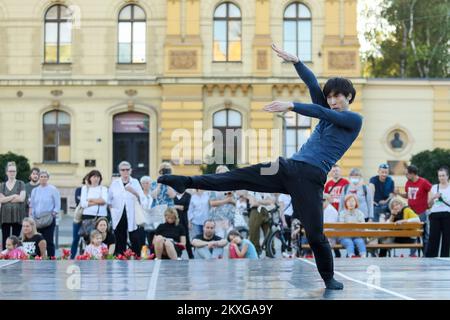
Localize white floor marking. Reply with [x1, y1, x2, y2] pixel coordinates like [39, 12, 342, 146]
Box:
[146, 259, 161, 300]
[0, 260, 19, 269]
[299, 258, 415, 300]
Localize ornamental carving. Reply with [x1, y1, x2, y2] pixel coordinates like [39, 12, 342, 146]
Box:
[328, 51, 356, 70]
[169, 50, 197, 70]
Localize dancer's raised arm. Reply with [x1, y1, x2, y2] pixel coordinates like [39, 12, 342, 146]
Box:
[271, 44, 328, 108]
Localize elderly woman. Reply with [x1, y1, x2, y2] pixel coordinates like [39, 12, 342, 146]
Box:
[29, 170, 60, 257]
[339, 168, 374, 222]
[108, 161, 146, 256]
[153, 207, 186, 260]
[0, 161, 27, 250]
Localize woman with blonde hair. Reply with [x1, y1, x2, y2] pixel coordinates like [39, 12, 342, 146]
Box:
[378, 196, 420, 257]
[20, 217, 47, 258]
[153, 208, 186, 260]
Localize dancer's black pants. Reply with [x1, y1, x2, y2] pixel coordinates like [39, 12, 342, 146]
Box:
[189, 157, 334, 281]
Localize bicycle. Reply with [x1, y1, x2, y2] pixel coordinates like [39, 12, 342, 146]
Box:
[262, 205, 304, 258]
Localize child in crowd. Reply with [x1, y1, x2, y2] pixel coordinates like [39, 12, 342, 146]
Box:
[0, 236, 28, 259]
[84, 230, 108, 259]
[227, 229, 258, 259]
[339, 194, 367, 258]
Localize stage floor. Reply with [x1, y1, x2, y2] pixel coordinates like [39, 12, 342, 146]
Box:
[1, 258, 449, 300]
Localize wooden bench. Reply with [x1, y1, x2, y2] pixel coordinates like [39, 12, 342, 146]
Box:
[301, 222, 424, 251]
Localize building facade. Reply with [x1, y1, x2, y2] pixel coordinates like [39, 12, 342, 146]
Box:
[0, 0, 448, 208]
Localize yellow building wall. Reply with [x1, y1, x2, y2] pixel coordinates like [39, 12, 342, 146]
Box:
[0, 0, 449, 206]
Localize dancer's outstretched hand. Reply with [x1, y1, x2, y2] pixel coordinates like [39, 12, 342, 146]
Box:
[264, 101, 294, 113]
[271, 43, 299, 63]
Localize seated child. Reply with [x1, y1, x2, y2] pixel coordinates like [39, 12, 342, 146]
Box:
[84, 230, 108, 259]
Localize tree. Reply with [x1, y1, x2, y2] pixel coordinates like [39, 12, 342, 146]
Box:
[364, 0, 449, 78]
[200, 155, 238, 174]
[410, 148, 450, 184]
[0, 152, 31, 183]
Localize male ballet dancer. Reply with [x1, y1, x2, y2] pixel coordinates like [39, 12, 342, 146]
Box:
[158, 44, 362, 290]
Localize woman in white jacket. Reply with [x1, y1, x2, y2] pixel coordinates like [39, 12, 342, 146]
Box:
[108, 161, 146, 256]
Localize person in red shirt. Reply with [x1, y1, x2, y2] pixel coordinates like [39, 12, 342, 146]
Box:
[403, 165, 432, 215]
[324, 165, 349, 211]
[397, 165, 432, 255]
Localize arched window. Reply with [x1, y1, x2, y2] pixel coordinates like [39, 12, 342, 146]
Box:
[44, 5, 72, 63]
[118, 4, 146, 63]
[283, 2, 312, 61]
[213, 109, 242, 164]
[213, 2, 242, 62]
[284, 112, 311, 157]
[43, 111, 71, 162]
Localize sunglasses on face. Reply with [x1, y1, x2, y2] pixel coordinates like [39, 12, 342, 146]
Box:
[120, 168, 131, 171]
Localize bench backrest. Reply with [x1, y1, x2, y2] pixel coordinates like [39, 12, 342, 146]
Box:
[323, 222, 424, 238]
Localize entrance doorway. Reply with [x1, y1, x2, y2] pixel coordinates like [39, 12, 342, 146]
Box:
[113, 112, 149, 180]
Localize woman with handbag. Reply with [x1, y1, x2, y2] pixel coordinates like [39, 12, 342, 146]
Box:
[70, 176, 87, 259]
[79, 170, 108, 243]
[426, 166, 450, 257]
[0, 162, 27, 250]
[29, 170, 60, 257]
[108, 161, 146, 256]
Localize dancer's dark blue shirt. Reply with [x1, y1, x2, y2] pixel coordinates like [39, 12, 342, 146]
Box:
[290, 61, 363, 174]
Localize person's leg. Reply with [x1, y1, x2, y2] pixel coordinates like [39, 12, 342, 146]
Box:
[159, 158, 289, 194]
[373, 205, 381, 222]
[196, 246, 213, 259]
[114, 211, 128, 256]
[340, 238, 354, 257]
[426, 213, 441, 257]
[285, 161, 341, 289]
[285, 215, 292, 252]
[12, 223, 21, 237]
[1, 223, 11, 249]
[38, 218, 56, 257]
[129, 227, 143, 257]
[212, 247, 224, 258]
[440, 215, 450, 257]
[70, 222, 81, 259]
[248, 208, 263, 254]
[419, 213, 429, 255]
[152, 235, 165, 259]
[260, 209, 272, 252]
[354, 238, 367, 257]
[164, 240, 178, 260]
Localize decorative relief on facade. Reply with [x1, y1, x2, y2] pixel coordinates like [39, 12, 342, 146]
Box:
[273, 83, 307, 95]
[204, 84, 251, 97]
[169, 50, 197, 70]
[328, 51, 356, 70]
[257, 50, 268, 70]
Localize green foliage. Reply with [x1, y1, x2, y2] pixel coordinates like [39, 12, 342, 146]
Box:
[200, 155, 238, 174]
[365, 0, 449, 78]
[410, 148, 450, 184]
[0, 152, 31, 183]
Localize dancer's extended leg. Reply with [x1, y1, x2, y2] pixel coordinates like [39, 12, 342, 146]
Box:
[158, 157, 289, 194]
